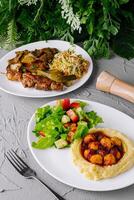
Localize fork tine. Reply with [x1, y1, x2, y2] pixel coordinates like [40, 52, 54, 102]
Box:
[10, 149, 29, 168]
[9, 150, 28, 169]
[7, 151, 24, 171]
[5, 153, 22, 174]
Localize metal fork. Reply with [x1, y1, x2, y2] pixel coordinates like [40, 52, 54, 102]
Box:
[5, 149, 64, 200]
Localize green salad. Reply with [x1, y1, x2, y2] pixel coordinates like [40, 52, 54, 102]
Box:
[32, 99, 103, 149]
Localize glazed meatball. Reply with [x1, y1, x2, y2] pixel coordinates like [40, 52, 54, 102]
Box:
[84, 149, 90, 159]
[88, 141, 99, 150]
[111, 137, 122, 147]
[90, 154, 103, 165]
[116, 151, 121, 160]
[110, 147, 121, 160]
[100, 137, 113, 150]
[98, 149, 107, 157]
[81, 131, 124, 166]
[83, 149, 95, 159]
[83, 134, 95, 144]
[97, 134, 104, 141]
[104, 154, 116, 165]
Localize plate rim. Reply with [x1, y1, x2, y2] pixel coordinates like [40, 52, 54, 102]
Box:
[0, 40, 93, 98]
[27, 99, 134, 191]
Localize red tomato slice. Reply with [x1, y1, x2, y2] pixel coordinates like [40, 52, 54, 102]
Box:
[61, 98, 70, 110]
[66, 109, 79, 123]
[57, 98, 70, 110]
[70, 102, 80, 108]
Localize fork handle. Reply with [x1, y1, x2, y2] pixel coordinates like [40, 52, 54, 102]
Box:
[31, 176, 65, 200]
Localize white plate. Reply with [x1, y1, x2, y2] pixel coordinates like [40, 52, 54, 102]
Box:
[27, 99, 134, 191]
[0, 40, 93, 98]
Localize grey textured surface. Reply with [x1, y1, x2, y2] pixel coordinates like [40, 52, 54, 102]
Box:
[0, 48, 134, 200]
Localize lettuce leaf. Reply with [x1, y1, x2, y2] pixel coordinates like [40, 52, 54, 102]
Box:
[75, 107, 89, 121]
[35, 105, 52, 123]
[32, 101, 103, 149]
[60, 134, 67, 140]
[34, 105, 67, 138]
[32, 136, 55, 149]
[76, 101, 88, 108]
[73, 121, 88, 139]
[35, 116, 66, 136]
[86, 111, 103, 128]
[51, 105, 66, 120]
[76, 108, 103, 128]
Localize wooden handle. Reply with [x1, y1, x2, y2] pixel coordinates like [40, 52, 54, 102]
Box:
[96, 71, 134, 103]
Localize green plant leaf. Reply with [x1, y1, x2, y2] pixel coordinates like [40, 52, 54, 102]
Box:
[112, 22, 134, 59]
[0, 0, 133, 59]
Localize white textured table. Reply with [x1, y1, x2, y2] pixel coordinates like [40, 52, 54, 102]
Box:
[0, 48, 134, 200]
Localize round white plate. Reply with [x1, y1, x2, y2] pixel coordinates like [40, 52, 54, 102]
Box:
[0, 40, 93, 98]
[27, 99, 134, 191]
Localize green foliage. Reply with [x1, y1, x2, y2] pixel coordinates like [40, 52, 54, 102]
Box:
[112, 22, 134, 59]
[4, 19, 19, 50]
[0, 0, 133, 59]
[111, 0, 134, 59]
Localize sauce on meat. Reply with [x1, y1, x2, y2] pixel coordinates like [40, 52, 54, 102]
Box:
[81, 131, 124, 166]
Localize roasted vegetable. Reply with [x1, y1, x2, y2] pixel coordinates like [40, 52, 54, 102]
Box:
[36, 70, 76, 83]
[21, 53, 36, 64]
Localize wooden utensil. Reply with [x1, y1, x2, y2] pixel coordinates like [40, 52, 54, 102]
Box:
[96, 71, 134, 103]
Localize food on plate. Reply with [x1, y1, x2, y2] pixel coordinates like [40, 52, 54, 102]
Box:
[36, 70, 76, 83]
[50, 50, 89, 78]
[6, 48, 64, 91]
[32, 99, 103, 149]
[71, 128, 134, 180]
[6, 48, 89, 91]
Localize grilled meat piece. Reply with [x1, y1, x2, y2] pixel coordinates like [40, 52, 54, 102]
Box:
[21, 48, 58, 72]
[50, 82, 63, 90]
[32, 48, 58, 64]
[35, 76, 52, 90]
[21, 73, 36, 88]
[6, 47, 64, 91]
[21, 72, 63, 91]
[24, 61, 47, 72]
[35, 76, 63, 91]
[37, 48, 58, 68]
[6, 66, 22, 81]
[8, 51, 24, 64]
[32, 48, 58, 56]
[6, 71, 22, 81]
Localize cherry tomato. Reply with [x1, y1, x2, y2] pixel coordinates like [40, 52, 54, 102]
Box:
[57, 98, 70, 110]
[66, 109, 79, 123]
[70, 102, 80, 108]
